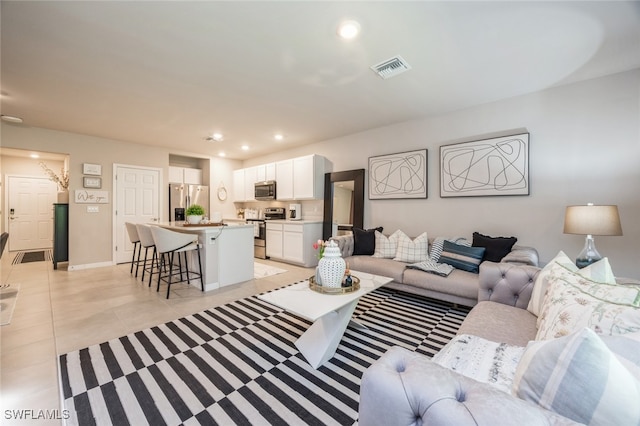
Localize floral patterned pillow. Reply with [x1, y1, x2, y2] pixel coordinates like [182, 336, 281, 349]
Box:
[536, 267, 640, 340]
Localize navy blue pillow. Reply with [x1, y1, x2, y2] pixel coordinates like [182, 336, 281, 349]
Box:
[352, 227, 383, 256]
[438, 240, 485, 273]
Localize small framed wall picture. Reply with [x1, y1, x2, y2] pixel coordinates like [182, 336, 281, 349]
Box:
[83, 163, 102, 176]
[83, 176, 102, 189]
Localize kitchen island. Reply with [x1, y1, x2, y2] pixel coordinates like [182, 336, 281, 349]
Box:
[156, 222, 254, 291]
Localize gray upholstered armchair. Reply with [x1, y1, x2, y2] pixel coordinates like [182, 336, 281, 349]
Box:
[359, 346, 580, 426]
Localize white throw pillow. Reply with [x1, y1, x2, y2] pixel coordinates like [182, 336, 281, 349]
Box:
[393, 231, 429, 263]
[536, 267, 640, 340]
[527, 252, 616, 319]
[372, 230, 401, 259]
[513, 328, 640, 425]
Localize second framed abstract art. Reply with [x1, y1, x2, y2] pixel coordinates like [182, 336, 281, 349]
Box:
[440, 133, 529, 198]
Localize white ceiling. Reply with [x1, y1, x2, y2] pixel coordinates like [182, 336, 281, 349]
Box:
[2, 1, 639, 160]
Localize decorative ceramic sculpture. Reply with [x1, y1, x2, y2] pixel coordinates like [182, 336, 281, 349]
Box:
[317, 240, 346, 288]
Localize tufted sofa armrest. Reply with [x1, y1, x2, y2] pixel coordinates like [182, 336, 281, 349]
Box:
[501, 245, 539, 267]
[330, 234, 354, 258]
[359, 346, 579, 426]
[478, 261, 540, 309]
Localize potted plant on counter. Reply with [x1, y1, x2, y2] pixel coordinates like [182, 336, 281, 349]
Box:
[185, 204, 205, 224]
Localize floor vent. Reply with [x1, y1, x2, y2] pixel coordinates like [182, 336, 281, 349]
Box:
[370, 56, 411, 79]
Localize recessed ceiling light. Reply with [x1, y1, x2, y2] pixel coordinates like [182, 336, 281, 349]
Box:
[218, 152, 226, 157]
[274, 133, 284, 141]
[241, 145, 250, 151]
[30, 154, 40, 159]
[337, 20, 360, 40]
[206, 133, 224, 142]
[1, 114, 23, 124]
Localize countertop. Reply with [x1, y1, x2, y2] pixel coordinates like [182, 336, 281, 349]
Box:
[157, 221, 252, 230]
[265, 219, 323, 225]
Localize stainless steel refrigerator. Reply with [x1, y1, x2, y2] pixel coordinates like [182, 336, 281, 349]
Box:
[169, 184, 209, 221]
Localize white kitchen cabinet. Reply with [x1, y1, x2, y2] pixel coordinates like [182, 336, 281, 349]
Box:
[244, 166, 257, 201]
[283, 224, 305, 264]
[256, 163, 276, 182]
[276, 160, 294, 200]
[233, 169, 245, 202]
[266, 223, 284, 259]
[183, 168, 203, 184]
[293, 155, 325, 199]
[169, 166, 203, 184]
[276, 155, 326, 200]
[169, 166, 184, 184]
[266, 221, 322, 267]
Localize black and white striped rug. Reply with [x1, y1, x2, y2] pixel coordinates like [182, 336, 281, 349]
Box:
[59, 287, 470, 425]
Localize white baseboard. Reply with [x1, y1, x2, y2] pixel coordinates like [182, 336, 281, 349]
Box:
[67, 261, 115, 271]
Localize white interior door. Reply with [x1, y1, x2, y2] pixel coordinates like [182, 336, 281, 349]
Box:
[114, 165, 161, 264]
[7, 176, 57, 251]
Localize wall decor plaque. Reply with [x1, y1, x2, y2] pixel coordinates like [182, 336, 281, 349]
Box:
[74, 190, 109, 204]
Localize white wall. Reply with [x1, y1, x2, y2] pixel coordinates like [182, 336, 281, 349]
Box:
[0, 126, 241, 267]
[2, 69, 638, 277]
[245, 69, 640, 278]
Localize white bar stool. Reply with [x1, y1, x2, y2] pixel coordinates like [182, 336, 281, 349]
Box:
[149, 226, 204, 299]
[125, 222, 141, 276]
[136, 224, 159, 286]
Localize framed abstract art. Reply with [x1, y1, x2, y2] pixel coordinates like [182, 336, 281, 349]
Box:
[440, 133, 529, 197]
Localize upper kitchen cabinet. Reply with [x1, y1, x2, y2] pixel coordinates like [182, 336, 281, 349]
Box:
[233, 169, 245, 202]
[255, 163, 276, 183]
[169, 166, 203, 184]
[276, 160, 294, 200]
[292, 155, 326, 200]
[233, 155, 328, 202]
[276, 155, 327, 200]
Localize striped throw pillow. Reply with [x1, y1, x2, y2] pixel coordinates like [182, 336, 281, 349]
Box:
[513, 328, 640, 425]
[429, 236, 470, 262]
[438, 240, 485, 273]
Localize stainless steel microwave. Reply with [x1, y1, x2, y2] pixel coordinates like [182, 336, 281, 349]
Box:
[255, 180, 276, 200]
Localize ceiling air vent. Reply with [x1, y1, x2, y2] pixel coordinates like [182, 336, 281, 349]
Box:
[370, 56, 411, 79]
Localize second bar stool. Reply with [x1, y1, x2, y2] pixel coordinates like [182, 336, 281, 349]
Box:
[136, 224, 159, 286]
[150, 226, 204, 299]
[125, 222, 141, 277]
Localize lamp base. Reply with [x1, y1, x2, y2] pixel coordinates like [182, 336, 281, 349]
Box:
[575, 234, 602, 268]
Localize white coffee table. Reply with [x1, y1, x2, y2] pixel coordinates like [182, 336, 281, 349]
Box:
[258, 271, 393, 369]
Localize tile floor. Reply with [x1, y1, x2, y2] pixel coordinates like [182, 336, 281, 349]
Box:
[0, 253, 313, 425]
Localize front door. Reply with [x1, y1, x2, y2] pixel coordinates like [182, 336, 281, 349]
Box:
[7, 176, 57, 251]
[114, 165, 161, 264]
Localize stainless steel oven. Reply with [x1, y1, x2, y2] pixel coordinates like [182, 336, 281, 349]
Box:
[246, 219, 267, 259]
[247, 207, 285, 259]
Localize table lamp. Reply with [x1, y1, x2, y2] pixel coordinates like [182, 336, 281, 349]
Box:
[563, 203, 622, 268]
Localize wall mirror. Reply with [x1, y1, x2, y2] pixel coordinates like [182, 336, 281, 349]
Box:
[323, 169, 365, 240]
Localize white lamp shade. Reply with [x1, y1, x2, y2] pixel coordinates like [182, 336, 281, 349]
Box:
[563, 205, 623, 236]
